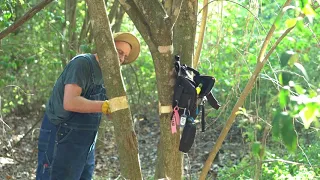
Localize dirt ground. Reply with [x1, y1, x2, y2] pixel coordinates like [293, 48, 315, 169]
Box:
[0, 110, 245, 179]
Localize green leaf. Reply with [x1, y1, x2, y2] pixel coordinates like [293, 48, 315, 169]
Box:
[280, 113, 297, 153]
[294, 62, 309, 81]
[280, 72, 292, 86]
[280, 51, 295, 67]
[302, 4, 316, 17]
[19, 0, 24, 5]
[294, 84, 306, 95]
[296, 20, 305, 32]
[299, 0, 308, 9]
[274, 14, 281, 29]
[252, 142, 261, 158]
[288, 53, 299, 67]
[4, 13, 12, 20]
[279, 88, 290, 109]
[285, 18, 297, 29]
[299, 103, 319, 129]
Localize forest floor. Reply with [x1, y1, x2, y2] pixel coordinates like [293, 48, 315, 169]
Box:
[0, 110, 247, 180]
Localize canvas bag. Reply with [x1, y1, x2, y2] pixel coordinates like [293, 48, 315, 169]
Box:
[172, 55, 220, 153]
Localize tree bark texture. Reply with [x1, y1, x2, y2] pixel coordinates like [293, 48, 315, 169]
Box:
[173, 0, 197, 67]
[118, 0, 187, 179]
[86, 0, 142, 179]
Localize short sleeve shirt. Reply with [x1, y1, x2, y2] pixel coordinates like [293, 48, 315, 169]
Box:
[46, 54, 103, 124]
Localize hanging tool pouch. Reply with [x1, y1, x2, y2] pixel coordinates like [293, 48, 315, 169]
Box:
[179, 120, 196, 152]
[172, 55, 220, 153]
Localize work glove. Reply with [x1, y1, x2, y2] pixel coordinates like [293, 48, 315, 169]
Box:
[101, 97, 128, 115]
[101, 100, 111, 114]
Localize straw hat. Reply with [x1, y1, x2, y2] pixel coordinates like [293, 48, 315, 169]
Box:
[114, 32, 140, 65]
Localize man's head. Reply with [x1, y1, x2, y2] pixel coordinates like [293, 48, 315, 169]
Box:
[113, 32, 140, 65]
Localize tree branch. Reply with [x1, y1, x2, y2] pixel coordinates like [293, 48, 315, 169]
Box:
[193, 0, 209, 68]
[132, 0, 167, 29]
[0, 0, 54, 40]
[164, 0, 184, 29]
[118, 0, 155, 49]
[199, 0, 293, 179]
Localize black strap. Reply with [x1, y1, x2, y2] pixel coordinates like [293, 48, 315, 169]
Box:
[174, 55, 200, 76]
[201, 104, 205, 132]
[206, 92, 221, 110]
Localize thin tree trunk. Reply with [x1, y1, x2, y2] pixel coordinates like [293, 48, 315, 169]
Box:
[199, 0, 293, 179]
[86, 0, 142, 179]
[78, 5, 90, 50]
[193, 0, 208, 68]
[95, 1, 125, 150]
[254, 125, 270, 180]
[118, 0, 184, 179]
[112, 7, 125, 33]
[173, 0, 197, 67]
[65, 0, 78, 60]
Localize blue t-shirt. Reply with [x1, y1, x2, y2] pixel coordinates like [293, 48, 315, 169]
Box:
[46, 54, 104, 124]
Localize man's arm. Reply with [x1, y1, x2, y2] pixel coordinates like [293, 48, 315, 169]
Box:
[63, 84, 104, 113]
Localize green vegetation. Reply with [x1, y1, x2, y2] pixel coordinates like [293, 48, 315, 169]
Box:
[0, 0, 319, 179]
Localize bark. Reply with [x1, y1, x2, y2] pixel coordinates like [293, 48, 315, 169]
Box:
[199, 0, 293, 179]
[0, 0, 54, 40]
[86, 0, 142, 179]
[118, 0, 185, 179]
[96, 1, 125, 150]
[171, 0, 197, 176]
[173, 0, 197, 66]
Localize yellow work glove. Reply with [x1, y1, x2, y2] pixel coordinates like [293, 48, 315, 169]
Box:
[101, 100, 111, 114]
[101, 96, 128, 114]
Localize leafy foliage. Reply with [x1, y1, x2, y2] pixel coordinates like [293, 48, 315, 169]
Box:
[0, 0, 319, 179]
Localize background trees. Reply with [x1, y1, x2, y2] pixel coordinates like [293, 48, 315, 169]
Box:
[0, 0, 319, 179]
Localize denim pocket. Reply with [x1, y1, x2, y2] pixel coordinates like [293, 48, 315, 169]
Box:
[56, 126, 73, 144]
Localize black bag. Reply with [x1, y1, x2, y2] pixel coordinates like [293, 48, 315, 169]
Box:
[172, 55, 220, 153]
[179, 120, 196, 152]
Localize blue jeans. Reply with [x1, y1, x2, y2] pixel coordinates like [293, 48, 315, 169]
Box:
[36, 114, 97, 180]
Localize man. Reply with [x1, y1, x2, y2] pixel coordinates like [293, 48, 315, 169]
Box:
[36, 32, 140, 180]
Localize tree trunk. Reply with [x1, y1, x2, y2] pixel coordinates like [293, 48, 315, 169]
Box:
[173, 0, 197, 68]
[118, 0, 184, 179]
[86, 0, 142, 179]
[65, 0, 78, 61]
[95, 1, 125, 151]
